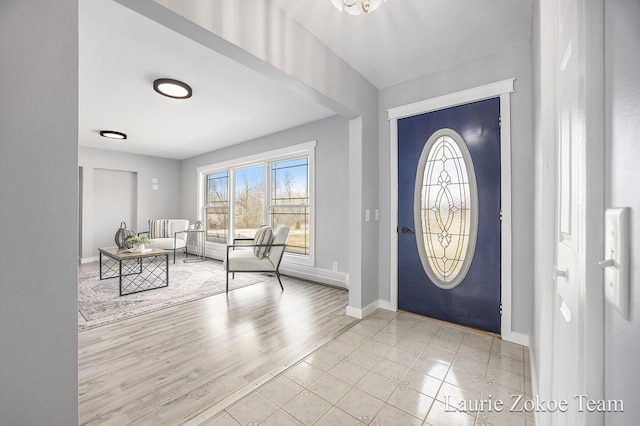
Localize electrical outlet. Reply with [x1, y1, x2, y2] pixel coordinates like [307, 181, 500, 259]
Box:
[332, 261, 338, 272]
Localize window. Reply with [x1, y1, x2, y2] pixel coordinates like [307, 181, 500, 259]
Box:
[205, 171, 229, 244]
[199, 142, 315, 262]
[234, 165, 265, 239]
[414, 129, 478, 289]
[270, 158, 309, 255]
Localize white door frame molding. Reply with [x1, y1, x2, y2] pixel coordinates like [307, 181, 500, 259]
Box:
[387, 79, 527, 345]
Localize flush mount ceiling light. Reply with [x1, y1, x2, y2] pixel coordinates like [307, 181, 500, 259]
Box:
[153, 78, 192, 99]
[331, 0, 386, 15]
[99, 130, 127, 140]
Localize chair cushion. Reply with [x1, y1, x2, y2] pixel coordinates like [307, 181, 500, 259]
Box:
[149, 237, 186, 250]
[253, 225, 274, 259]
[267, 225, 290, 264]
[224, 249, 275, 271]
[148, 219, 170, 238]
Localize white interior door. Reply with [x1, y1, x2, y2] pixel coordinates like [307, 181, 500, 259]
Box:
[552, 0, 604, 423]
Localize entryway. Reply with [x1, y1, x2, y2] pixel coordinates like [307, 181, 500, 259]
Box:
[388, 80, 523, 343]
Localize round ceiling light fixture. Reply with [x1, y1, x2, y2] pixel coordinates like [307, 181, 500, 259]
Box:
[330, 0, 386, 15]
[99, 130, 127, 140]
[153, 78, 192, 99]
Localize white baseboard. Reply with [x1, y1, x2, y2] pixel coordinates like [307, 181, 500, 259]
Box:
[80, 256, 99, 264]
[347, 300, 393, 319]
[501, 330, 530, 347]
[279, 263, 347, 288]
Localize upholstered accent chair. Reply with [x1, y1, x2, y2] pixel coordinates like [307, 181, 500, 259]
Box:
[223, 224, 290, 293]
[138, 219, 190, 263]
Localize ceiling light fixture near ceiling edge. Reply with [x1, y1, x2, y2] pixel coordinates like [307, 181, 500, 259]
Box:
[153, 78, 192, 99]
[100, 130, 127, 140]
[331, 0, 386, 15]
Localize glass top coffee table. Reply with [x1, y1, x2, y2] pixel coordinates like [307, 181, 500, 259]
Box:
[98, 247, 169, 296]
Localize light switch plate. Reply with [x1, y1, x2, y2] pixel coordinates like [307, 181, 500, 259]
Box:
[603, 207, 630, 319]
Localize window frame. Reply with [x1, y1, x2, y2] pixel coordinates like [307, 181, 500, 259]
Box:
[197, 141, 316, 266]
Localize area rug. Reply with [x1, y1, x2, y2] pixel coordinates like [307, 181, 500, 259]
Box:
[78, 258, 265, 331]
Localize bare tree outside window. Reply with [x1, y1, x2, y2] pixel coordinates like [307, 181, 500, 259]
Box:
[271, 158, 309, 254]
[205, 172, 229, 243]
[234, 165, 264, 239]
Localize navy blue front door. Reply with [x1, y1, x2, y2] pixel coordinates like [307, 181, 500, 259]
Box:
[397, 98, 501, 333]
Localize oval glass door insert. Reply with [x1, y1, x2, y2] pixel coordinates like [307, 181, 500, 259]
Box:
[414, 128, 478, 289]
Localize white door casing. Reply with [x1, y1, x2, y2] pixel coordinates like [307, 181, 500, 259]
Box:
[387, 79, 528, 345]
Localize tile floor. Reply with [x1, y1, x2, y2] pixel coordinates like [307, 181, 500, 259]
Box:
[206, 310, 534, 426]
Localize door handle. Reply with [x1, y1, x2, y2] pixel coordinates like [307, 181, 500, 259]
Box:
[399, 226, 415, 234]
[553, 266, 568, 280]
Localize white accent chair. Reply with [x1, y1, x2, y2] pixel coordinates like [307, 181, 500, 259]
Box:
[139, 219, 190, 263]
[223, 225, 290, 293]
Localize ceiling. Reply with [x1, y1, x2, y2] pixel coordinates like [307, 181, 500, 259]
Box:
[79, 0, 533, 160]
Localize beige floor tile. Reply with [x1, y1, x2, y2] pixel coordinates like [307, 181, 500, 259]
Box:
[422, 345, 457, 365]
[372, 403, 423, 426]
[450, 354, 489, 376]
[282, 392, 332, 425]
[384, 346, 419, 368]
[304, 349, 341, 372]
[435, 381, 481, 409]
[259, 375, 303, 407]
[260, 409, 303, 426]
[314, 406, 360, 426]
[322, 339, 358, 358]
[402, 368, 443, 398]
[336, 387, 385, 425]
[387, 385, 434, 420]
[311, 373, 351, 404]
[374, 358, 410, 381]
[477, 408, 527, 426]
[425, 400, 476, 426]
[444, 368, 486, 394]
[412, 357, 450, 380]
[456, 343, 491, 362]
[226, 393, 278, 425]
[485, 365, 525, 392]
[328, 359, 368, 385]
[491, 340, 524, 362]
[283, 361, 325, 388]
[393, 334, 430, 354]
[355, 370, 398, 401]
[203, 411, 241, 426]
[348, 347, 383, 370]
[488, 352, 525, 376]
[359, 339, 394, 358]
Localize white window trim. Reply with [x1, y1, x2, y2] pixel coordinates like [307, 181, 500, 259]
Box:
[197, 141, 316, 267]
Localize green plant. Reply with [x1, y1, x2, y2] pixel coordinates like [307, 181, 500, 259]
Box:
[125, 235, 153, 245]
[194, 219, 203, 226]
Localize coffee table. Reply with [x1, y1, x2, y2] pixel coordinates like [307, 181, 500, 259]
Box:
[98, 247, 169, 296]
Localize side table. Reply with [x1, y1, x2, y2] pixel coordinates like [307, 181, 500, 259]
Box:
[184, 228, 206, 263]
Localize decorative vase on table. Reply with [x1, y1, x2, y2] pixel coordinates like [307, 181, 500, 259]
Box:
[115, 222, 136, 249]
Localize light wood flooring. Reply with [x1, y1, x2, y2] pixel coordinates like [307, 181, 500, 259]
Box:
[78, 265, 356, 425]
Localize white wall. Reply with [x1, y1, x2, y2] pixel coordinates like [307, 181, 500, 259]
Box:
[0, 1, 78, 423]
[179, 115, 350, 280]
[378, 45, 534, 335]
[78, 147, 182, 260]
[604, 0, 640, 423]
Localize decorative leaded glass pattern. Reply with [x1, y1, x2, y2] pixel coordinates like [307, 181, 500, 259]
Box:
[414, 129, 478, 289]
